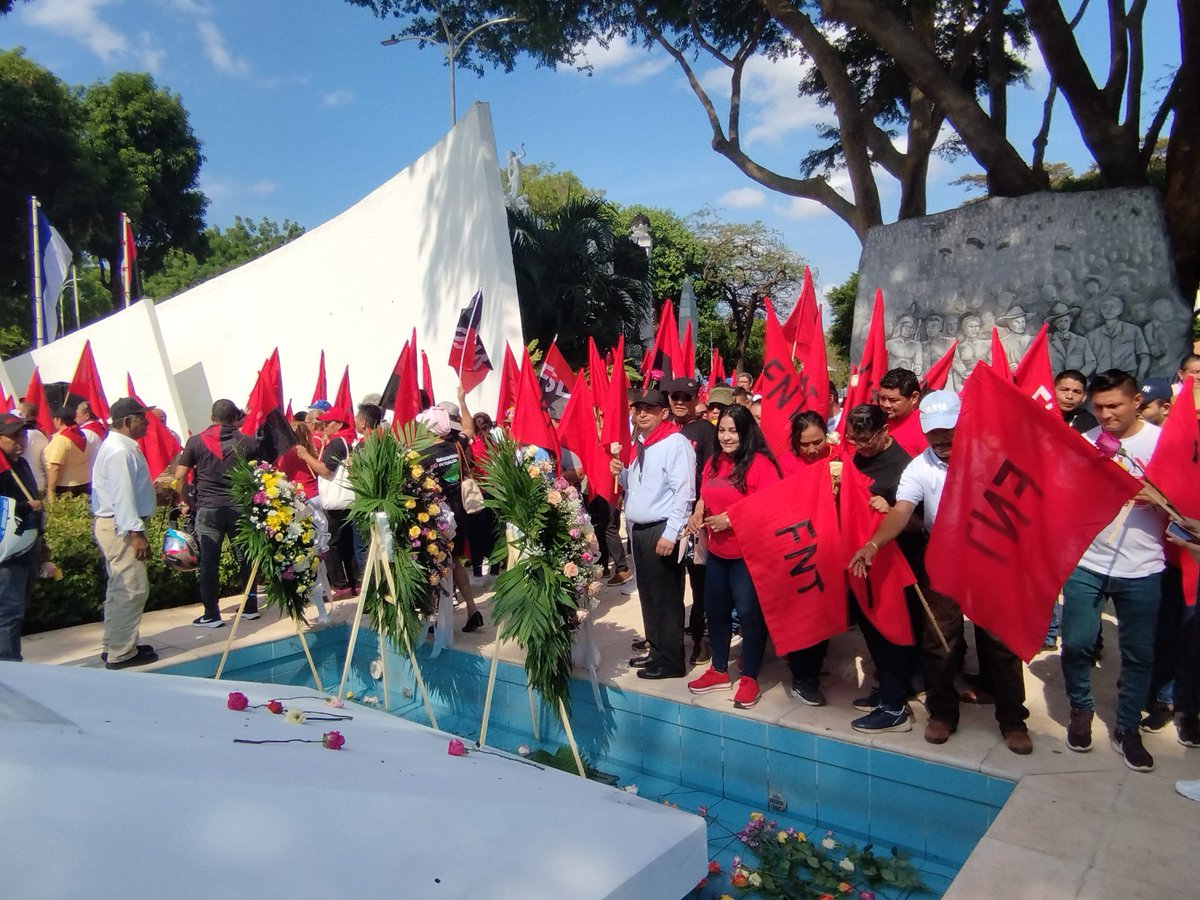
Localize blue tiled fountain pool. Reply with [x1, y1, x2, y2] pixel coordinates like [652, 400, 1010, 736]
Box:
[164, 628, 1012, 898]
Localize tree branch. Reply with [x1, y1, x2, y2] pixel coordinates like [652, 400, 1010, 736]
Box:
[819, 0, 1039, 196]
[1141, 68, 1179, 168]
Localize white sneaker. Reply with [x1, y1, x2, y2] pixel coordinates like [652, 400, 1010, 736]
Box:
[1176, 780, 1200, 803]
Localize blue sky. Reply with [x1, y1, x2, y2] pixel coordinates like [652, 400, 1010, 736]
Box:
[4, 0, 1181, 306]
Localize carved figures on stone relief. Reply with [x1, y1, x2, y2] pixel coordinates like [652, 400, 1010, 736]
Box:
[1046, 303, 1097, 376]
[886, 316, 923, 374]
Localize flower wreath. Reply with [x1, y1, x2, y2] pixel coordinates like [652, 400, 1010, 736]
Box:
[479, 436, 603, 715]
[230, 460, 319, 622]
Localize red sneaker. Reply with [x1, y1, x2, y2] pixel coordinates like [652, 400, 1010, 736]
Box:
[688, 666, 731, 694]
[733, 676, 760, 709]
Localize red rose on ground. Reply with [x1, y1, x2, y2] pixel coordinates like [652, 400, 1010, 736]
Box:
[265, 699, 284, 714]
[226, 692, 249, 711]
[322, 731, 346, 750]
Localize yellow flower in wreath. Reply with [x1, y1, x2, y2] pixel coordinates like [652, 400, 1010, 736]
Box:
[404, 499, 417, 509]
[423, 478, 436, 490]
[410, 465, 424, 478]
[408, 526, 421, 539]
[417, 512, 429, 523]
[427, 573, 439, 585]
[427, 543, 438, 554]
[426, 503, 439, 515]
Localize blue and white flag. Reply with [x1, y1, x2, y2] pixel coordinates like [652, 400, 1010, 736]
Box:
[34, 206, 72, 343]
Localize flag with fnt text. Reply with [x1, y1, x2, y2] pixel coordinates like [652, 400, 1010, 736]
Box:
[729, 459, 847, 653]
[925, 364, 1140, 661]
[759, 305, 824, 459]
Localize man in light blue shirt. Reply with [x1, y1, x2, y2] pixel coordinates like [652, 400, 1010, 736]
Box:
[611, 388, 695, 679]
[91, 397, 158, 669]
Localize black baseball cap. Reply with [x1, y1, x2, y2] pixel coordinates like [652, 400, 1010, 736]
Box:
[628, 387, 668, 408]
[109, 397, 149, 422]
[662, 376, 700, 398]
[0, 412, 32, 437]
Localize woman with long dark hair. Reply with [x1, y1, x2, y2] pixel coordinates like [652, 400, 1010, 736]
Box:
[685, 403, 781, 709]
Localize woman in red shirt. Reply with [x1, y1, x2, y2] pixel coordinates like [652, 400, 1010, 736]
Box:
[686, 403, 782, 709]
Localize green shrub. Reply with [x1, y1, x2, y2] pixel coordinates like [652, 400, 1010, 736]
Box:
[25, 497, 240, 635]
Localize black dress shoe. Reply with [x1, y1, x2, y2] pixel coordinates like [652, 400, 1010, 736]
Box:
[631, 639, 650, 652]
[637, 665, 685, 680]
[105, 646, 159, 670]
[462, 611, 484, 633]
[629, 655, 653, 668]
[100, 644, 153, 663]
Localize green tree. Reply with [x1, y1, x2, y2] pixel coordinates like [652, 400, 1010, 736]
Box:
[694, 213, 807, 372]
[508, 196, 652, 364]
[80, 72, 207, 307]
[825, 271, 858, 367]
[504, 160, 599, 218]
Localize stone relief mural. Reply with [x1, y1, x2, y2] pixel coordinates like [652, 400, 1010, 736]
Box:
[851, 188, 1192, 389]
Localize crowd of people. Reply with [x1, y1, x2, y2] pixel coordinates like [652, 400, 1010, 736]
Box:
[3, 348, 1200, 786]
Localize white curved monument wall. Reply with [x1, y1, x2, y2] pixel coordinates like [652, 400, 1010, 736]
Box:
[5, 102, 523, 435]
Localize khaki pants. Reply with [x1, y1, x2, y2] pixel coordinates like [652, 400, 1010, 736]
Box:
[93, 517, 149, 664]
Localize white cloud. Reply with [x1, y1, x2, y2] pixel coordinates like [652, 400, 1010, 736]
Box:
[135, 31, 166, 75]
[719, 187, 766, 209]
[157, 0, 211, 13]
[246, 179, 278, 196]
[777, 197, 835, 221]
[698, 54, 825, 146]
[321, 89, 355, 108]
[572, 38, 672, 84]
[201, 175, 277, 201]
[198, 20, 250, 77]
[21, 0, 128, 63]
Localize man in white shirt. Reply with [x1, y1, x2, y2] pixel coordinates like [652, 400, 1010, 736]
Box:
[611, 388, 695, 680]
[91, 397, 158, 669]
[18, 402, 48, 493]
[849, 391, 1032, 755]
[1061, 369, 1164, 772]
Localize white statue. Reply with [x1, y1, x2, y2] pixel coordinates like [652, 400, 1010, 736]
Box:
[504, 144, 528, 211]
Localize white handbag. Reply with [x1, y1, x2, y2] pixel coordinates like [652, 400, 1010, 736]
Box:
[317, 438, 356, 510]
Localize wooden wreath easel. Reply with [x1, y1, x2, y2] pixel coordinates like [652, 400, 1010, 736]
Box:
[476, 534, 585, 778]
[336, 523, 438, 729]
[213, 560, 324, 690]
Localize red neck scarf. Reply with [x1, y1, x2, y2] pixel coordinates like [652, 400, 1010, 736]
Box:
[81, 420, 107, 439]
[199, 424, 235, 458]
[639, 419, 680, 449]
[56, 425, 86, 453]
[331, 426, 358, 448]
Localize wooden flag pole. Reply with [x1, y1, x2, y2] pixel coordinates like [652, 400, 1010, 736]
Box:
[294, 618, 324, 692]
[337, 536, 379, 699]
[214, 560, 261, 679]
[477, 635, 502, 747]
[912, 584, 950, 653]
[557, 699, 586, 778]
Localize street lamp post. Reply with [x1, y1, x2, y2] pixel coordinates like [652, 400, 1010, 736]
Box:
[381, 3, 522, 126]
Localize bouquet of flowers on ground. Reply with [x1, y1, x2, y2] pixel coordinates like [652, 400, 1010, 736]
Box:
[347, 426, 455, 654]
[479, 437, 604, 715]
[230, 461, 319, 622]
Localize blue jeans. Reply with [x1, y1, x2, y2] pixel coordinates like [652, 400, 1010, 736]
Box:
[1061, 565, 1160, 731]
[0, 546, 40, 661]
[704, 554, 766, 680]
[1045, 599, 1061, 643]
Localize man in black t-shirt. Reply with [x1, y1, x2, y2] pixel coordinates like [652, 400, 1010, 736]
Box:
[1055, 370, 1098, 433]
[665, 376, 717, 665]
[175, 399, 260, 627]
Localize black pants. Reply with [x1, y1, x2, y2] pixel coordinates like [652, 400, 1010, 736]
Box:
[922, 585, 1028, 733]
[788, 641, 829, 687]
[630, 521, 685, 674]
[1148, 564, 1189, 707]
[195, 506, 252, 619]
[604, 500, 628, 572]
[1172, 565, 1200, 721]
[851, 589, 919, 709]
[467, 503, 498, 574]
[324, 508, 359, 590]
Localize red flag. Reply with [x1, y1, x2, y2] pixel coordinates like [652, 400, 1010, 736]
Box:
[390, 343, 422, 430]
[495, 344, 519, 424]
[788, 284, 830, 420]
[642, 300, 684, 381]
[23, 368, 53, 435]
[680, 320, 695, 381]
[989, 327, 1011, 378]
[780, 266, 817, 348]
[839, 462, 915, 645]
[448, 289, 492, 394]
[730, 460, 847, 653]
[510, 348, 560, 457]
[556, 374, 613, 504]
[68, 340, 110, 420]
[599, 335, 631, 461]
[119, 212, 139, 305]
[333, 365, 353, 413]
[541, 341, 576, 392]
[242, 349, 283, 436]
[126, 379, 182, 481]
[285, 401, 293, 420]
[1144, 376, 1200, 518]
[844, 289, 888, 413]
[709, 347, 726, 386]
[759, 305, 825, 459]
[925, 364, 1141, 661]
[1013, 324, 1055, 411]
[126, 373, 136, 398]
[312, 350, 328, 404]
[421, 351, 435, 405]
[921, 339, 958, 391]
[587, 338, 609, 399]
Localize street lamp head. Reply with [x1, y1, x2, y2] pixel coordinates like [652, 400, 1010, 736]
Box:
[381, 35, 401, 46]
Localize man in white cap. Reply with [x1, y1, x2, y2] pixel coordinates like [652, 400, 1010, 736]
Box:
[849, 390, 1032, 755]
